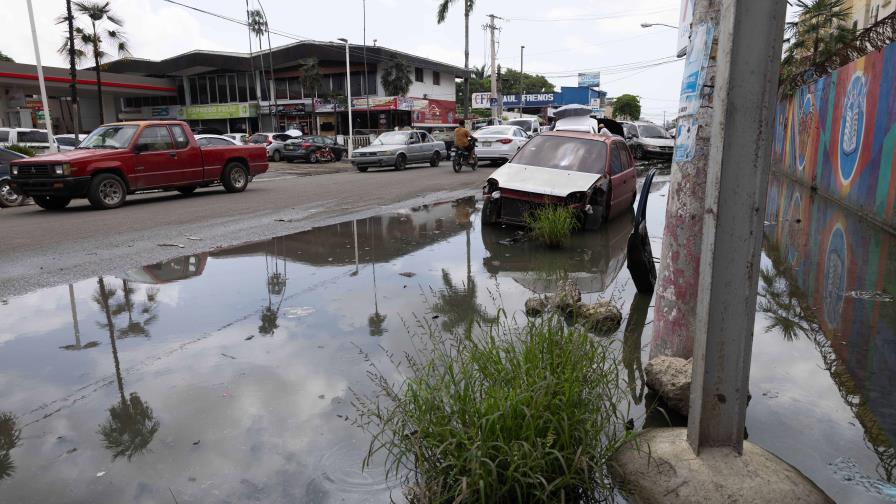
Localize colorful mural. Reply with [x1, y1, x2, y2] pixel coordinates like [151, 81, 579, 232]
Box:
[773, 41, 896, 229]
[764, 175, 896, 481]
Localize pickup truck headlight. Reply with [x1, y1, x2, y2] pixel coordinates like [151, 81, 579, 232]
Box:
[52, 164, 72, 176]
[11, 166, 17, 176]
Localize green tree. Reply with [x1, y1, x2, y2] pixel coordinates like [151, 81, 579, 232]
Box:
[0, 412, 21, 481]
[0, 51, 13, 63]
[380, 59, 413, 97]
[613, 94, 641, 121]
[61, 1, 131, 125]
[247, 9, 269, 100]
[437, 0, 475, 118]
[781, 0, 855, 90]
[299, 57, 322, 98]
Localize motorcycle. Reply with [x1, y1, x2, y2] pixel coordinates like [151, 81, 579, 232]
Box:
[310, 146, 335, 163]
[451, 137, 478, 172]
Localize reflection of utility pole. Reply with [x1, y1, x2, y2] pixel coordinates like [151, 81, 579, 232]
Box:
[68, 284, 81, 348]
[352, 219, 359, 276]
[485, 14, 503, 121]
[519, 45, 525, 118]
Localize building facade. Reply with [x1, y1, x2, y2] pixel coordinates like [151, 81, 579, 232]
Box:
[845, 0, 895, 30]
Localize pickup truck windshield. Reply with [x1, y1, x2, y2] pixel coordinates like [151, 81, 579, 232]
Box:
[79, 125, 139, 149]
[512, 135, 608, 174]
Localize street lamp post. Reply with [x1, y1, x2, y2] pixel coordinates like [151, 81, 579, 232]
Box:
[519, 45, 525, 119]
[26, 0, 57, 152]
[338, 38, 353, 160]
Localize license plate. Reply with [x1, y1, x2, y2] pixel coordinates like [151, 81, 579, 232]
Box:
[482, 141, 492, 147]
[285, 146, 296, 151]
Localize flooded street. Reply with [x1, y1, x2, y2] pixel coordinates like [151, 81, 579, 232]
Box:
[0, 173, 893, 503]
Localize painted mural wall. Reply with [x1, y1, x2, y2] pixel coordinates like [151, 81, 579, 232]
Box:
[773, 41, 896, 229]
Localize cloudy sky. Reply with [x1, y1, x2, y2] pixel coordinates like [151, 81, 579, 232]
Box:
[6, 0, 693, 123]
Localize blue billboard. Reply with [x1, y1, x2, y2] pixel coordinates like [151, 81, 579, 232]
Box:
[501, 93, 555, 107]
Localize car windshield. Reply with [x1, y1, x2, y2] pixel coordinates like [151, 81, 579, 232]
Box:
[477, 126, 514, 136]
[506, 120, 533, 129]
[511, 135, 608, 174]
[79, 125, 139, 149]
[372, 132, 410, 145]
[637, 124, 669, 139]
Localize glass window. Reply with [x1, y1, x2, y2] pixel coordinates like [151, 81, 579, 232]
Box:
[432, 71, 440, 86]
[210, 76, 220, 104]
[372, 131, 410, 145]
[19, 130, 49, 143]
[331, 74, 345, 93]
[276, 79, 288, 100]
[511, 135, 608, 174]
[217, 75, 229, 103]
[350, 73, 365, 98]
[80, 125, 138, 149]
[237, 74, 248, 102]
[414, 67, 424, 82]
[609, 143, 624, 175]
[249, 134, 269, 144]
[170, 126, 190, 149]
[0, 130, 9, 142]
[136, 126, 174, 152]
[199, 137, 232, 147]
[636, 124, 668, 139]
[55, 137, 78, 147]
[197, 76, 209, 104]
[287, 77, 302, 99]
[228, 75, 238, 103]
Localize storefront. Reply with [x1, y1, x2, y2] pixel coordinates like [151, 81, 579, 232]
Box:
[180, 103, 258, 133]
[260, 100, 313, 134]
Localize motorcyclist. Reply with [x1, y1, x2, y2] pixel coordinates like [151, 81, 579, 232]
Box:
[454, 119, 475, 160]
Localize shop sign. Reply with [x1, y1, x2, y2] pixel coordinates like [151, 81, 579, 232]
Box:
[313, 99, 346, 113]
[260, 103, 309, 115]
[578, 73, 601, 87]
[501, 93, 555, 108]
[25, 99, 44, 110]
[410, 98, 456, 125]
[352, 96, 396, 110]
[180, 103, 253, 120]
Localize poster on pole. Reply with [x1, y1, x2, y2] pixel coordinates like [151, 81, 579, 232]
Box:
[677, 22, 714, 118]
[674, 116, 698, 162]
[677, 0, 694, 58]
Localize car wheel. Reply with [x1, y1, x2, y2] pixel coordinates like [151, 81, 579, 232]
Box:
[310, 152, 319, 164]
[177, 186, 197, 195]
[222, 161, 249, 193]
[272, 150, 282, 162]
[634, 145, 644, 160]
[0, 180, 25, 208]
[356, 165, 368, 173]
[33, 195, 72, 210]
[429, 151, 441, 167]
[334, 151, 343, 161]
[87, 173, 127, 210]
[394, 153, 407, 171]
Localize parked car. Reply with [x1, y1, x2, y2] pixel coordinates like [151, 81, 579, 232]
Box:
[9, 120, 268, 210]
[283, 135, 347, 163]
[473, 125, 531, 165]
[195, 134, 240, 147]
[620, 121, 674, 159]
[248, 132, 296, 162]
[0, 147, 28, 207]
[191, 126, 226, 136]
[54, 134, 82, 151]
[505, 118, 541, 137]
[351, 130, 447, 172]
[481, 131, 637, 228]
[223, 133, 249, 145]
[0, 128, 53, 152]
[471, 118, 503, 130]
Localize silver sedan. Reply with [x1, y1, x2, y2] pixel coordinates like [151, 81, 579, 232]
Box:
[352, 130, 447, 172]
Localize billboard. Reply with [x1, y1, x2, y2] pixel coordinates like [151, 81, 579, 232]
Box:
[578, 73, 601, 87]
[472, 92, 492, 109]
[502, 93, 555, 108]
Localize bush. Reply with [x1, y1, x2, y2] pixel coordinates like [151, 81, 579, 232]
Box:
[525, 205, 580, 247]
[6, 144, 35, 157]
[350, 314, 631, 503]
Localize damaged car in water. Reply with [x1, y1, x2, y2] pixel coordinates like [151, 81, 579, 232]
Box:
[481, 130, 637, 229]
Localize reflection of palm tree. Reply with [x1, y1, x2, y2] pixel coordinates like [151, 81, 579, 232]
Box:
[622, 293, 651, 404]
[94, 277, 160, 462]
[113, 280, 159, 339]
[260, 239, 287, 336]
[431, 228, 493, 334]
[0, 411, 21, 482]
[757, 266, 813, 342]
[367, 219, 386, 337]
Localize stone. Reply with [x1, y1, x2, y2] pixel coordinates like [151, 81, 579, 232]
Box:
[549, 279, 581, 314]
[524, 296, 548, 317]
[610, 428, 834, 503]
[645, 356, 692, 417]
[577, 301, 622, 334]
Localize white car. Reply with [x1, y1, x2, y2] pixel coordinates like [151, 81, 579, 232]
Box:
[473, 125, 530, 165]
[223, 133, 249, 144]
[504, 118, 541, 137]
[195, 134, 240, 147]
[248, 132, 297, 162]
[0, 128, 52, 152]
[53, 134, 82, 151]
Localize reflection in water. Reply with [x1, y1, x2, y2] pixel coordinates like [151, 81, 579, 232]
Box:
[367, 220, 387, 337]
[622, 293, 651, 405]
[260, 238, 288, 336]
[60, 283, 100, 351]
[0, 411, 21, 482]
[94, 277, 160, 462]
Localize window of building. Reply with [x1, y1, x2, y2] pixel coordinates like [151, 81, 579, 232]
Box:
[228, 75, 239, 103]
[217, 76, 229, 103]
[237, 74, 248, 102]
[198, 76, 210, 104]
[276, 78, 289, 100]
[432, 71, 440, 86]
[136, 126, 174, 152]
[415, 67, 424, 83]
[177, 79, 186, 105]
[247, 74, 257, 101]
[331, 74, 345, 93]
[170, 125, 190, 149]
[287, 77, 302, 99]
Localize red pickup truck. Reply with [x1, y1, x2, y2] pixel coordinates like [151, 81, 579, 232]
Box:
[9, 120, 268, 210]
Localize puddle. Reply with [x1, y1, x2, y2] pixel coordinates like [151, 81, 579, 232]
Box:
[0, 173, 892, 502]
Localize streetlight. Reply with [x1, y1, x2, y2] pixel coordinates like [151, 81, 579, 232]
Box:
[640, 22, 678, 29]
[338, 38, 353, 160]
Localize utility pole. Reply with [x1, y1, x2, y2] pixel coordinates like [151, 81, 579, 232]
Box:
[26, 0, 57, 152]
[486, 14, 502, 121]
[257, 1, 276, 131]
[65, 0, 81, 140]
[519, 45, 525, 118]
[245, 0, 259, 133]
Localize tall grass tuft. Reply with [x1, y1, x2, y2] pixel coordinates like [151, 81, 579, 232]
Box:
[350, 314, 632, 503]
[525, 205, 580, 247]
[6, 144, 35, 157]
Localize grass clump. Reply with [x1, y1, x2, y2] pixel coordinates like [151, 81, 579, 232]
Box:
[350, 314, 631, 503]
[6, 144, 35, 157]
[525, 205, 580, 247]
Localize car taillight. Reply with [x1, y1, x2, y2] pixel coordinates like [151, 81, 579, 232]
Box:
[302, 143, 311, 149]
[498, 138, 513, 144]
[266, 139, 273, 145]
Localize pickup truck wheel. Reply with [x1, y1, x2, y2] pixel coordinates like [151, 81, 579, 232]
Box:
[0, 181, 25, 207]
[177, 186, 197, 195]
[222, 162, 249, 193]
[33, 195, 72, 210]
[87, 174, 127, 210]
[394, 154, 407, 171]
[429, 151, 441, 167]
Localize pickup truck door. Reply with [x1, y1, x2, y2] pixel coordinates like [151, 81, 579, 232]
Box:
[169, 125, 204, 183]
[133, 126, 179, 189]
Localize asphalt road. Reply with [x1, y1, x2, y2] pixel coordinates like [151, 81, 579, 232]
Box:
[0, 161, 494, 298]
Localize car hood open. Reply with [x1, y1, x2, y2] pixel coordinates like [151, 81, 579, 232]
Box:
[489, 163, 601, 197]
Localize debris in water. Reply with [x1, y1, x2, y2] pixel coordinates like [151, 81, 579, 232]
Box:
[192, 440, 200, 445]
[498, 231, 527, 246]
[318, 394, 325, 399]
[285, 307, 315, 318]
[244, 335, 255, 341]
[762, 391, 780, 399]
[399, 272, 416, 277]
[96, 471, 106, 477]
[829, 457, 896, 500]
[184, 235, 202, 241]
[158, 243, 185, 248]
[220, 353, 236, 360]
[432, 315, 440, 320]
[843, 290, 894, 302]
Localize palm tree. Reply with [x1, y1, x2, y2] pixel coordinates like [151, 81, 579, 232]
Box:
[471, 64, 487, 80]
[437, 0, 476, 119]
[781, 0, 855, 89]
[62, 1, 131, 125]
[113, 280, 158, 339]
[299, 58, 322, 99]
[0, 51, 14, 63]
[259, 240, 287, 337]
[380, 59, 413, 97]
[248, 9, 268, 102]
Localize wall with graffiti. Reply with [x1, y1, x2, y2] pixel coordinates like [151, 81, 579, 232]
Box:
[773, 41, 896, 229]
[764, 175, 896, 464]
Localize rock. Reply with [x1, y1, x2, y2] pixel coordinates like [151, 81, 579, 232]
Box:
[645, 356, 692, 417]
[549, 279, 581, 314]
[525, 296, 548, 317]
[577, 301, 622, 334]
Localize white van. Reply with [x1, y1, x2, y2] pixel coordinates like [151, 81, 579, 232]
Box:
[0, 128, 53, 152]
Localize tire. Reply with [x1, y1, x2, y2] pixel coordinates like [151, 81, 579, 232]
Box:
[334, 151, 343, 161]
[33, 195, 71, 210]
[272, 150, 282, 162]
[87, 173, 127, 210]
[177, 186, 197, 195]
[429, 151, 441, 167]
[452, 155, 462, 173]
[222, 161, 249, 193]
[634, 145, 644, 160]
[394, 154, 407, 171]
[470, 154, 478, 171]
[0, 180, 25, 208]
[310, 152, 318, 164]
[356, 165, 368, 173]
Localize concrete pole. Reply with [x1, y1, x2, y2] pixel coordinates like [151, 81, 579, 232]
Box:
[650, 0, 720, 359]
[488, 14, 499, 121]
[688, 0, 786, 454]
[519, 45, 525, 118]
[65, 0, 81, 140]
[26, 0, 57, 153]
[342, 39, 354, 160]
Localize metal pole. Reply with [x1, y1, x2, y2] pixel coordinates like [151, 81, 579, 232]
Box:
[343, 40, 354, 160]
[519, 45, 524, 118]
[245, 0, 258, 133]
[65, 0, 81, 140]
[488, 14, 498, 121]
[687, 0, 786, 454]
[257, 1, 277, 131]
[26, 0, 57, 152]
[363, 0, 371, 130]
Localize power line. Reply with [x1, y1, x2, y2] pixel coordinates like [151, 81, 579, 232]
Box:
[507, 7, 676, 23]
